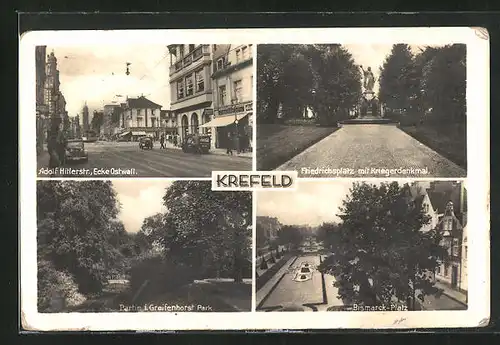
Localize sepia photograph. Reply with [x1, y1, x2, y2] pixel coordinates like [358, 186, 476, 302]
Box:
[256, 44, 467, 178]
[36, 180, 252, 313]
[256, 180, 468, 311]
[35, 44, 253, 178]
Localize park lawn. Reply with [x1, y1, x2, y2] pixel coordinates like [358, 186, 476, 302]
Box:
[257, 124, 338, 170]
[400, 124, 467, 170]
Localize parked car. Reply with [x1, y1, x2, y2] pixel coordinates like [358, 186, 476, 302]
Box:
[65, 139, 88, 162]
[181, 134, 211, 154]
[139, 136, 153, 150]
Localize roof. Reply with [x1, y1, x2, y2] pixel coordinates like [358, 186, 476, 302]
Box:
[427, 185, 461, 214]
[126, 96, 162, 109]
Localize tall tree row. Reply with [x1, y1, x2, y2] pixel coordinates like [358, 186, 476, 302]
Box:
[379, 43, 466, 126]
[257, 44, 362, 125]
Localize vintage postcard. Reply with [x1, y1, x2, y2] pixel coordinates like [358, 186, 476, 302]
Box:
[20, 27, 489, 331]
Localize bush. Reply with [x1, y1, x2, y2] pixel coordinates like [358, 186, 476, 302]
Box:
[38, 260, 86, 312]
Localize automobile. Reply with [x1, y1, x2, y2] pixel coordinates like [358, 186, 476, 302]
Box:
[65, 139, 88, 162]
[181, 133, 211, 154]
[139, 136, 153, 150]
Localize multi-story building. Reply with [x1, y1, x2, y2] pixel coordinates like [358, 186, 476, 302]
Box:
[167, 44, 215, 147]
[256, 216, 281, 249]
[69, 115, 81, 139]
[43, 51, 69, 132]
[202, 44, 254, 150]
[118, 96, 162, 141]
[36, 46, 47, 154]
[82, 103, 90, 134]
[160, 109, 177, 139]
[426, 181, 467, 293]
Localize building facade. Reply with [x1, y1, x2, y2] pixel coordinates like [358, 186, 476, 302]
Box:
[69, 115, 81, 139]
[426, 181, 467, 293]
[118, 96, 162, 141]
[43, 51, 69, 136]
[36, 46, 47, 155]
[201, 44, 254, 150]
[256, 216, 281, 249]
[160, 110, 177, 139]
[82, 103, 90, 134]
[168, 44, 215, 147]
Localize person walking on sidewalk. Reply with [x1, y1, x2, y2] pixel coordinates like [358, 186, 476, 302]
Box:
[160, 134, 166, 149]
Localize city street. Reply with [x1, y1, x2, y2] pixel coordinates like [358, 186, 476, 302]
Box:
[276, 124, 466, 177]
[37, 141, 252, 177]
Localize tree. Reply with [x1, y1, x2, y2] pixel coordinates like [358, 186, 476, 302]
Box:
[37, 180, 125, 294]
[316, 222, 341, 251]
[318, 182, 448, 310]
[161, 181, 252, 282]
[379, 44, 417, 112]
[277, 225, 303, 249]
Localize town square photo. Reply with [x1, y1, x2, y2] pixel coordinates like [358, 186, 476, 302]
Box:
[35, 43, 254, 177]
[256, 180, 468, 311]
[36, 180, 252, 313]
[256, 43, 467, 178]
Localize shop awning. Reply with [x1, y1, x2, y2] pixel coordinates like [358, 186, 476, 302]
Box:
[119, 131, 131, 137]
[132, 131, 147, 136]
[200, 113, 248, 128]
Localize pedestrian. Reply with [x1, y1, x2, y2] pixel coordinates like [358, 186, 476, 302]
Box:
[56, 125, 67, 166]
[47, 124, 60, 169]
[226, 131, 233, 155]
[160, 134, 165, 149]
[173, 135, 178, 147]
[234, 130, 241, 154]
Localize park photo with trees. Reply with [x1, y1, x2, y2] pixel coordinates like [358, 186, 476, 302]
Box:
[378, 43, 466, 169]
[256, 44, 362, 170]
[318, 181, 452, 311]
[36, 180, 252, 313]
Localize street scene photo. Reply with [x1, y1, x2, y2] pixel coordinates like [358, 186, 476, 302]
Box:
[35, 44, 253, 177]
[256, 44, 466, 177]
[37, 180, 252, 312]
[256, 180, 468, 311]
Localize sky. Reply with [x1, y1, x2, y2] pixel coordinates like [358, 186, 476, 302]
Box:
[256, 180, 437, 226]
[343, 44, 428, 95]
[257, 181, 352, 226]
[47, 45, 171, 120]
[112, 180, 172, 233]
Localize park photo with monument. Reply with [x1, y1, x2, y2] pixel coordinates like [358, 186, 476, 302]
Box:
[256, 43, 466, 178]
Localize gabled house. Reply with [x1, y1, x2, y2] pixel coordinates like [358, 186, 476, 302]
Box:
[118, 96, 162, 141]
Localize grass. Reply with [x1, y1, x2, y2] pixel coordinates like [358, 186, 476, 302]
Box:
[400, 123, 466, 170]
[257, 124, 338, 170]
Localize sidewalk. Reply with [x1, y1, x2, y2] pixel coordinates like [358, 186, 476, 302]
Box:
[256, 255, 297, 307]
[434, 281, 467, 305]
[165, 143, 253, 159]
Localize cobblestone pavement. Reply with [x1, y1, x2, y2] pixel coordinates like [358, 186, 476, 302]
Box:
[276, 124, 466, 178]
[37, 142, 251, 178]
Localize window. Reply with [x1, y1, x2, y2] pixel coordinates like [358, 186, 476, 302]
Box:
[217, 57, 226, 71]
[423, 203, 429, 213]
[242, 46, 248, 60]
[195, 69, 204, 92]
[179, 46, 185, 58]
[177, 80, 184, 99]
[189, 44, 195, 53]
[236, 49, 241, 62]
[219, 85, 227, 106]
[444, 218, 453, 231]
[452, 238, 460, 257]
[464, 245, 467, 260]
[137, 117, 143, 127]
[233, 80, 243, 102]
[213, 44, 217, 51]
[185, 74, 194, 97]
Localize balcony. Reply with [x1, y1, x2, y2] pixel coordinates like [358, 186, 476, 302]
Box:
[171, 91, 213, 112]
[169, 45, 211, 78]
